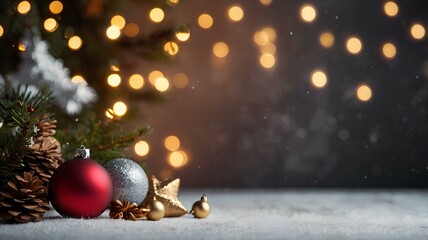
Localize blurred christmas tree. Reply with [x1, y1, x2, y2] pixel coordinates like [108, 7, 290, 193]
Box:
[0, 0, 187, 172]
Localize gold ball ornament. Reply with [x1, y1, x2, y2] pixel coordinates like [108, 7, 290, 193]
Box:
[146, 197, 165, 221]
[191, 194, 210, 218]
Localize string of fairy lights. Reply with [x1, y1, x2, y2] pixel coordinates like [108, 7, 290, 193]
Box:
[1, 0, 426, 176]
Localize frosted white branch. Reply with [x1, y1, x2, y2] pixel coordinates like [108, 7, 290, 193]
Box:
[6, 35, 97, 115]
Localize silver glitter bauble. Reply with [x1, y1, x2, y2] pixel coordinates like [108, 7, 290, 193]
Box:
[104, 158, 148, 205]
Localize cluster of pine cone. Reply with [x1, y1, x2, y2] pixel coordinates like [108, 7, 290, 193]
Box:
[0, 116, 63, 223]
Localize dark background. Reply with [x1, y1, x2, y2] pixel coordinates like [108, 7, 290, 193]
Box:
[125, 0, 428, 188]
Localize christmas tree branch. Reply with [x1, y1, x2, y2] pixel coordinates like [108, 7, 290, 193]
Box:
[0, 82, 53, 185]
[56, 117, 151, 165]
[92, 126, 151, 152]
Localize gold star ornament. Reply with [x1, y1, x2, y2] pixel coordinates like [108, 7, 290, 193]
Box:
[142, 175, 187, 217]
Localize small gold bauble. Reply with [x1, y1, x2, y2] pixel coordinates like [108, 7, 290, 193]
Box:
[191, 194, 210, 218]
[146, 197, 165, 221]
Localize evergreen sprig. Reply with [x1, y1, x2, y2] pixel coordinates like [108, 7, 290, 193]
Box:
[0, 81, 53, 184]
[1, 82, 151, 187]
[55, 116, 151, 165]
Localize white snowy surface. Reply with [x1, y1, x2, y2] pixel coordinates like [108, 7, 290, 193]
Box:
[1, 190, 428, 240]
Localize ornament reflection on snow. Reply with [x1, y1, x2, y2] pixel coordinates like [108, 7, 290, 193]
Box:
[4, 34, 97, 115]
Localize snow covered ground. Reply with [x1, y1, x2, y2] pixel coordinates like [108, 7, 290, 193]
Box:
[1, 190, 427, 239]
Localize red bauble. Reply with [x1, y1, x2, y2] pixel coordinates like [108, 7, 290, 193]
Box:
[49, 158, 112, 218]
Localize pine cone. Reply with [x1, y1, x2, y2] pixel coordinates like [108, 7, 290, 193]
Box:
[0, 172, 50, 223]
[26, 116, 63, 188]
[36, 117, 57, 137]
[109, 199, 148, 221]
[27, 136, 63, 187]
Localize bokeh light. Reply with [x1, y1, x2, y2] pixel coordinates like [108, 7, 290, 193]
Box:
[382, 42, 396, 59]
[17, 1, 31, 15]
[213, 42, 229, 58]
[68, 36, 83, 50]
[106, 25, 121, 40]
[128, 74, 144, 90]
[228, 6, 244, 22]
[180, 151, 189, 165]
[311, 70, 328, 88]
[110, 65, 120, 72]
[262, 27, 277, 42]
[259, 53, 275, 68]
[164, 41, 179, 56]
[175, 24, 190, 42]
[346, 37, 362, 54]
[356, 84, 372, 102]
[168, 151, 188, 168]
[44, 18, 58, 32]
[113, 101, 127, 116]
[105, 109, 114, 119]
[18, 42, 27, 52]
[111, 15, 126, 30]
[198, 14, 213, 29]
[254, 31, 269, 46]
[123, 23, 140, 37]
[259, 0, 272, 6]
[173, 73, 189, 88]
[149, 8, 164, 23]
[384, 1, 398, 17]
[168, 151, 184, 168]
[260, 42, 276, 54]
[154, 77, 170, 92]
[410, 23, 426, 40]
[135, 141, 150, 156]
[300, 4, 316, 22]
[319, 32, 335, 48]
[167, 0, 179, 6]
[71, 75, 86, 85]
[0, 25, 3, 38]
[49, 1, 63, 14]
[148, 70, 164, 85]
[107, 73, 121, 87]
[164, 135, 180, 151]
